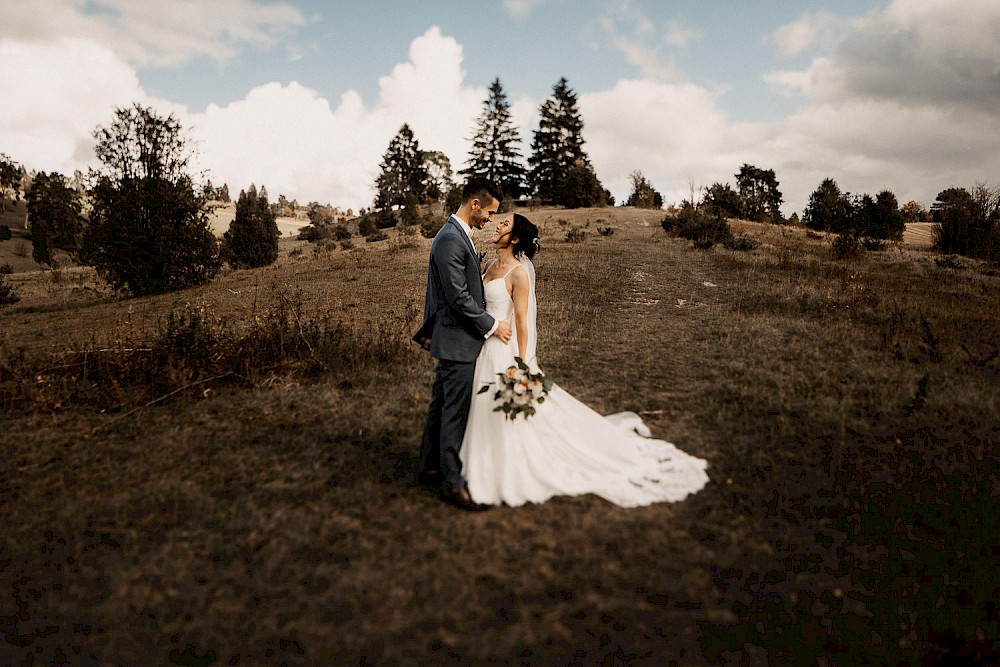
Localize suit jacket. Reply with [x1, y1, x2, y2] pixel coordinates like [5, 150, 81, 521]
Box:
[413, 216, 495, 362]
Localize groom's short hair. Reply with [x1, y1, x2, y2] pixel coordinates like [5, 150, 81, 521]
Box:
[462, 177, 503, 206]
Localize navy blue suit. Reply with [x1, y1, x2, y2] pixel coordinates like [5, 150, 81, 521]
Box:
[414, 216, 495, 489]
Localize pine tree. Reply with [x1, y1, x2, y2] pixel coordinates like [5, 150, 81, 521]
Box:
[461, 78, 527, 200]
[803, 178, 851, 233]
[529, 78, 602, 206]
[222, 184, 280, 268]
[374, 124, 429, 213]
[735, 164, 784, 223]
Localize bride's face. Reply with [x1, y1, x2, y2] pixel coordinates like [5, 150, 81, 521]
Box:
[491, 216, 516, 248]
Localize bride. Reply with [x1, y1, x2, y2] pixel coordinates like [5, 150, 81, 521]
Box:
[461, 213, 709, 508]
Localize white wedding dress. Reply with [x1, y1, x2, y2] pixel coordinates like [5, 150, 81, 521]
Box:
[461, 257, 709, 508]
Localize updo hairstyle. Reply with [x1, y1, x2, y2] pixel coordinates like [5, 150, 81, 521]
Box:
[511, 213, 540, 259]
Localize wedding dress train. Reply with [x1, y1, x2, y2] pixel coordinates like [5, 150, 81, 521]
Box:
[460, 258, 709, 508]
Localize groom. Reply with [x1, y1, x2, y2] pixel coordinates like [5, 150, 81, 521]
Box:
[413, 177, 511, 511]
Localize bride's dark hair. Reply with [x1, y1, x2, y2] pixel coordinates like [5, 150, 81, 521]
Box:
[511, 213, 540, 259]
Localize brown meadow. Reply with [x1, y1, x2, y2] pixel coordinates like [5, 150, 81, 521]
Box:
[1, 208, 997, 664]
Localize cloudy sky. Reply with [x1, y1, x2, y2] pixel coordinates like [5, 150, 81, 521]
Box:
[2, 0, 998, 215]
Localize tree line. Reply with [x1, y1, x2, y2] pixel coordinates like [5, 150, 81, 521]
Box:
[2, 75, 998, 300]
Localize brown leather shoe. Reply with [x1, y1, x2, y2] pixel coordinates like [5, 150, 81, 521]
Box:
[440, 485, 490, 511]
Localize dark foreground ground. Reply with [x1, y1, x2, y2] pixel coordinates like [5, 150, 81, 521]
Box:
[2, 210, 997, 665]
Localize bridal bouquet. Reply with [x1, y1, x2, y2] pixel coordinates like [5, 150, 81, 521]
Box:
[479, 357, 553, 420]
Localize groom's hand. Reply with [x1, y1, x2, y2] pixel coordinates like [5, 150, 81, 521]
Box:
[494, 320, 512, 343]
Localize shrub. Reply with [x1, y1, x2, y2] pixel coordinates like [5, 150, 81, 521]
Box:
[932, 184, 999, 261]
[557, 162, 606, 208]
[663, 203, 734, 248]
[723, 235, 759, 251]
[831, 231, 864, 260]
[366, 232, 389, 243]
[374, 208, 397, 229]
[597, 227, 614, 237]
[934, 256, 965, 270]
[564, 228, 586, 243]
[84, 105, 220, 295]
[420, 216, 445, 239]
[0, 262, 12, 274]
[357, 215, 378, 238]
[340, 240, 355, 251]
[0, 225, 11, 241]
[0, 274, 18, 305]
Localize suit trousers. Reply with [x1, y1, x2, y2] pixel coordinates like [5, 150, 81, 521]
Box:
[420, 358, 476, 490]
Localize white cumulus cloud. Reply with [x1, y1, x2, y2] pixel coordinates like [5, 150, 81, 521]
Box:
[185, 26, 486, 210]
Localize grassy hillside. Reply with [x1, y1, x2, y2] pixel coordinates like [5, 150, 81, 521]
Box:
[1, 208, 996, 664]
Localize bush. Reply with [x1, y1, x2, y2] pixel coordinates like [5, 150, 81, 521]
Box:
[357, 215, 378, 238]
[0, 225, 11, 241]
[340, 240, 355, 251]
[564, 228, 586, 243]
[0, 274, 18, 305]
[723, 235, 759, 251]
[332, 224, 352, 241]
[663, 203, 734, 249]
[85, 176, 221, 295]
[365, 232, 389, 243]
[0, 262, 12, 274]
[932, 184, 999, 261]
[374, 208, 397, 229]
[84, 105, 220, 295]
[597, 227, 614, 237]
[831, 232, 864, 260]
[557, 162, 606, 209]
[420, 216, 445, 239]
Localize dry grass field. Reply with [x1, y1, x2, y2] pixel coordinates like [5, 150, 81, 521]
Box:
[1, 208, 997, 665]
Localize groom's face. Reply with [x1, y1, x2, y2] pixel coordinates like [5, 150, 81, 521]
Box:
[469, 196, 499, 230]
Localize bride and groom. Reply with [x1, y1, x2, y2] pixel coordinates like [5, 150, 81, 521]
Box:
[414, 177, 708, 511]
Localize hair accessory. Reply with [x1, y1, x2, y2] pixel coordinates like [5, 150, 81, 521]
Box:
[532, 237, 540, 248]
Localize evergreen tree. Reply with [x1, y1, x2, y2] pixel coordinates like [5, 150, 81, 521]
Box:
[701, 182, 743, 219]
[222, 184, 280, 268]
[25, 171, 83, 267]
[529, 78, 603, 205]
[374, 124, 429, 212]
[803, 178, 851, 233]
[736, 164, 784, 223]
[559, 160, 607, 209]
[461, 78, 528, 199]
[870, 190, 905, 241]
[83, 103, 220, 295]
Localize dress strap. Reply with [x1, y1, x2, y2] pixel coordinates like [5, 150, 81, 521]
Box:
[500, 263, 520, 280]
[481, 259, 496, 280]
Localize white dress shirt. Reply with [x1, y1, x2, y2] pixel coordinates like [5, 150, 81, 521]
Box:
[453, 214, 499, 339]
